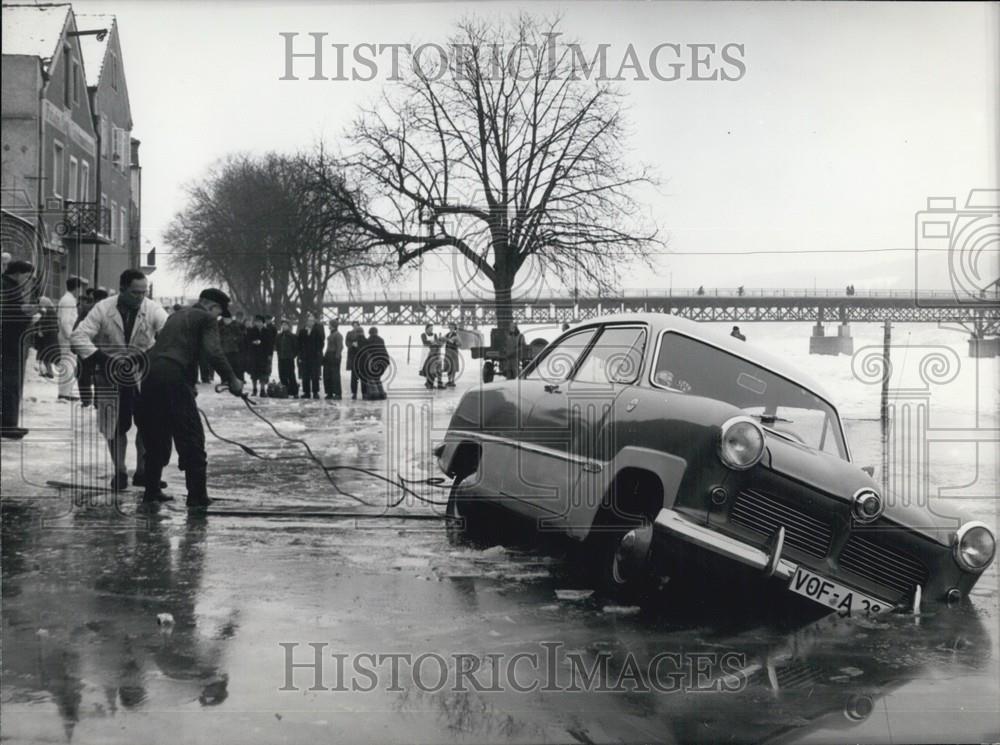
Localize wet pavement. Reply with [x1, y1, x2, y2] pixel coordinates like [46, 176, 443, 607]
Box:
[2, 363, 999, 744]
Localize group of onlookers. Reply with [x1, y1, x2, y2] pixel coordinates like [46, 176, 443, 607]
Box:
[197, 311, 391, 401]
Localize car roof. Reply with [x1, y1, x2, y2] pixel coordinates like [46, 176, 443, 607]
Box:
[570, 313, 839, 409]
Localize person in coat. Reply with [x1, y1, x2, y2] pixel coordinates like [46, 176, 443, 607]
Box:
[443, 322, 460, 387]
[356, 327, 389, 400]
[72, 269, 169, 492]
[1, 260, 38, 439]
[296, 312, 324, 399]
[344, 321, 365, 399]
[420, 324, 443, 389]
[323, 320, 344, 400]
[74, 287, 108, 405]
[262, 315, 277, 382]
[218, 314, 244, 383]
[239, 316, 254, 382]
[247, 315, 269, 397]
[136, 289, 243, 510]
[33, 297, 60, 378]
[275, 319, 299, 397]
[56, 275, 87, 400]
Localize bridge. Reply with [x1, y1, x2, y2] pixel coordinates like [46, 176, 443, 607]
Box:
[323, 287, 1000, 356]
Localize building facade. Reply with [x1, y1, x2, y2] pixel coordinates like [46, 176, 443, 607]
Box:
[1, 3, 142, 297]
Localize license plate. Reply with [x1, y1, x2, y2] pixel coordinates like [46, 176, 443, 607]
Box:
[788, 567, 890, 616]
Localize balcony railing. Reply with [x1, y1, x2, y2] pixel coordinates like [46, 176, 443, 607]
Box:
[57, 201, 111, 243]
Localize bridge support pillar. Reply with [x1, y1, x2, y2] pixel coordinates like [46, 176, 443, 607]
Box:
[809, 322, 853, 356]
[968, 336, 1000, 358]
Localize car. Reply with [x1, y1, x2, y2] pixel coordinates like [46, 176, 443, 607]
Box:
[436, 313, 996, 614]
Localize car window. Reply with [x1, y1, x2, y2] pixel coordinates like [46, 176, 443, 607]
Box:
[572, 327, 647, 385]
[523, 328, 598, 383]
[653, 332, 847, 459]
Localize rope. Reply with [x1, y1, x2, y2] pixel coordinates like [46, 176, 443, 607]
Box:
[198, 391, 453, 508]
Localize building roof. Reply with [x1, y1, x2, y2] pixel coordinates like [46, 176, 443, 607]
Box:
[1, 4, 71, 70]
[74, 12, 114, 87]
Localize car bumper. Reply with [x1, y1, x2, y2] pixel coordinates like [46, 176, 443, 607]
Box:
[653, 508, 798, 580]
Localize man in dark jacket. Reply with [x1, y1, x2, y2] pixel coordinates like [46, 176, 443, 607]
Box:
[247, 315, 269, 397]
[344, 321, 365, 400]
[219, 314, 244, 383]
[1, 260, 37, 439]
[137, 289, 243, 510]
[275, 319, 298, 397]
[296, 312, 324, 399]
[323, 320, 344, 400]
[356, 327, 389, 400]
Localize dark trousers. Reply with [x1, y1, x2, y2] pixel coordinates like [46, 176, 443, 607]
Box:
[225, 352, 243, 382]
[323, 355, 342, 398]
[1, 346, 27, 430]
[348, 357, 359, 397]
[300, 358, 320, 398]
[278, 357, 298, 396]
[78, 353, 97, 405]
[198, 355, 213, 383]
[137, 362, 208, 503]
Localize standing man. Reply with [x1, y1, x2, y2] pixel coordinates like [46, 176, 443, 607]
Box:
[443, 322, 460, 388]
[262, 315, 277, 385]
[296, 312, 324, 400]
[219, 313, 243, 384]
[275, 319, 299, 397]
[137, 289, 243, 510]
[356, 327, 389, 400]
[1, 260, 37, 439]
[72, 269, 169, 491]
[247, 315, 269, 397]
[74, 287, 98, 405]
[345, 321, 365, 400]
[323, 320, 344, 400]
[57, 276, 87, 401]
[420, 324, 443, 389]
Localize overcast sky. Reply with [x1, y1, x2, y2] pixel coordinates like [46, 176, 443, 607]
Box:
[65, 0, 999, 300]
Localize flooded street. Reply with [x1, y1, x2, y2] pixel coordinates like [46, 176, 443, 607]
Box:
[2, 324, 998, 744]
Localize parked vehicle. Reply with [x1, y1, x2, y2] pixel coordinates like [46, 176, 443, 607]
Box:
[437, 314, 995, 613]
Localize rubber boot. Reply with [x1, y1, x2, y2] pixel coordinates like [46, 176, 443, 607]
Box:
[185, 468, 211, 511]
[142, 462, 167, 502]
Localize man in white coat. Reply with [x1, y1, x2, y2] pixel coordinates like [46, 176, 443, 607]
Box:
[72, 269, 169, 492]
[56, 276, 87, 400]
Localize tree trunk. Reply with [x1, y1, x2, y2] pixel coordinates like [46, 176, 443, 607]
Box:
[493, 274, 514, 333]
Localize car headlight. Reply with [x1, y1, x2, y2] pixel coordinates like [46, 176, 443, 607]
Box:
[718, 417, 765, 470]
[953, 521, 996, 572]
[851, 488, 884, 523]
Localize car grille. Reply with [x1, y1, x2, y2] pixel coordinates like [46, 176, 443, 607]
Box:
[729, 488, 833, 559]
[838, 533, 928, 601]
[774, 660, 824, 690]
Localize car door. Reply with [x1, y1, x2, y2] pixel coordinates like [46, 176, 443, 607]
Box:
[497, 327, 599, 518]
[508, 326, 649, 526]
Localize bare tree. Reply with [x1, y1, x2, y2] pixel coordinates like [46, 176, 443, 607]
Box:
[165, 152, 379, 319]
[333, 14, 661, 329]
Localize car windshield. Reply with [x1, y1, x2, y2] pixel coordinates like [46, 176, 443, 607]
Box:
[652, 332, 848, 459]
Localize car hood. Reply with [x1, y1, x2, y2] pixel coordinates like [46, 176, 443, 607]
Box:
[762, 434, 970, 546]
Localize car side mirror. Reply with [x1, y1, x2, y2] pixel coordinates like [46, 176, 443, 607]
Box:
[861, 465, 875, 477]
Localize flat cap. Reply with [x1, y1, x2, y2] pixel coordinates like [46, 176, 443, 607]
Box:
[199, 288, 232, 317]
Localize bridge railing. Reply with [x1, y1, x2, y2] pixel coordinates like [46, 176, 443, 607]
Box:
[326, 287, 978, 304]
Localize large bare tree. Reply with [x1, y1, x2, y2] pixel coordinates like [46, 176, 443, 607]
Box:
[165, 152, 378, 320]
[333, 15, 661, 329]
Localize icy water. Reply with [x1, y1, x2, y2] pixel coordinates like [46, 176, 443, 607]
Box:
[2, 322, 997, 744]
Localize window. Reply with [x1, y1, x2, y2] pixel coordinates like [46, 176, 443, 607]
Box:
[67, 157, 78, 201]
[52, 141, 64, 197]
[120, 206, 127, 244]
[523, 328, 598, 383]
[79, 161, 90, 201]
[572, 326, 647, 385]
[112, 127, 123, 168]
[110, 53, 119, 90]
[122, 130, 130, 169]
[110, 200, 117, 243]
[72, 60, 80, 104]
[63, 45, 71, 107]
[101, 116, 109, 158]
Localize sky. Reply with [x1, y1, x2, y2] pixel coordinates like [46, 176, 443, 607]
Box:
[56, 0, 1000, 300]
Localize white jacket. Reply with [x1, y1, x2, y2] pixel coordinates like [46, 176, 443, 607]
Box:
[71, 296, 168, 358]
[57, 291, 78, 339]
